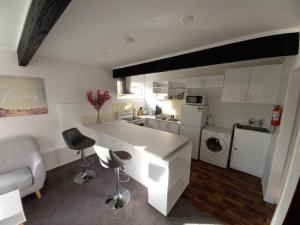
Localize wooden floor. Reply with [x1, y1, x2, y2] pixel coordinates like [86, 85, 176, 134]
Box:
[183, 160, 276, 225]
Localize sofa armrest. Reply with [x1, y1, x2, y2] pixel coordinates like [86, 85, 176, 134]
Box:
[28, 151, 46, 188]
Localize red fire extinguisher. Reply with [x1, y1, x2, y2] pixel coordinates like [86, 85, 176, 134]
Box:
[271, 105, 282, 127]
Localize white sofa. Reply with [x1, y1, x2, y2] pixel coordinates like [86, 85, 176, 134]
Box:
[0, 136, 46, 198]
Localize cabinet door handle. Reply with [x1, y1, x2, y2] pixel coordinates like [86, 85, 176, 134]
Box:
[234, 147, 238, 151]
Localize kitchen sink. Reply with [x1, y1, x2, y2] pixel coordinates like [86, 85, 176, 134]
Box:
[167, 118, 180, 122]
[122, 117, 142, 122]
[155, 115, 167, 120]
[236, 124, 270, 133]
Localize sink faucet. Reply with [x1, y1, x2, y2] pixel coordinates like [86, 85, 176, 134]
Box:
[248, 118, 264, 127]
[133, 108, 137, 118]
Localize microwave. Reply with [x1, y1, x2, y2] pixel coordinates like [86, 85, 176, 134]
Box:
[186, 95, 207, 105]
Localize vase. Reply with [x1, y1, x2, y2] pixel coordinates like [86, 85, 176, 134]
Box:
[96, 110, 102, 124]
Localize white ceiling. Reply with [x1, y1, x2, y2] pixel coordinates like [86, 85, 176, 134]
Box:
[1, 0, 300, 69]
[0, 0, 31, 50]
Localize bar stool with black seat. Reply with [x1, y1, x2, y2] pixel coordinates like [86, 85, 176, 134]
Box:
[94, 145, 132, 209]
[62, 128, 96, 184]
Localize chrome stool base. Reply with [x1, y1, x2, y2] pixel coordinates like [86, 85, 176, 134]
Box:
[105, 188, 131, 209]
[74, 170, 96, 184]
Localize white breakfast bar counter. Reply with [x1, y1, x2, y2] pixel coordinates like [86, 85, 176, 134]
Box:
[85, 120, 192, 216]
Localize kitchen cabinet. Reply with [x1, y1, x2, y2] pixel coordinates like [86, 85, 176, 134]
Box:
[153, 81, 168, 94]
[158, 120, 180, 134]
[221, 67, 251, 103]
[203, 75, 224, 87]
[145, 119, 180, 134]
[186, 77, 203, 88]
[163, 122, 180, 134]
[153, 80, 186, 99]
[247, 64, 281, 104]
[230, 128, 271, 177]
[186, 75, 224, 89]
[168, 80, 186, 100]
[222, 64, 282, 104]
[145, 119, 159, 129]
[158, 121, 167, 131]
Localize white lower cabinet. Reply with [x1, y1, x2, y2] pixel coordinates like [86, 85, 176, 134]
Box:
[145, 119, 179, 134]
[145, 119, 159, 129]
[164, 122, 180, 134]
[230, 128, 271, 177]
[158, 121, 167, 131]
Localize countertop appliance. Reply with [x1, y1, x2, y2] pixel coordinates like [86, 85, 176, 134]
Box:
[180, 104, 208, 159]
[186, 95, 207, 106]
[200, 126, 232, 168]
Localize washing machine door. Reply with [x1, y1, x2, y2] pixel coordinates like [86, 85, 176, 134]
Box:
[204, 134, 227, 155]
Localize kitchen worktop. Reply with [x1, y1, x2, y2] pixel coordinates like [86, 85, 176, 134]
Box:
[85, 120, 188, 159]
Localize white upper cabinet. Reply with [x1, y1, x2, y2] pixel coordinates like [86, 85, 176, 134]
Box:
[186, 75, 224, 88]
[203, 75, 224, 88]
[153, 81, 168, 94]
[247, 64, 282, 104]
[186, 77, 203, 88]
[222, 67, 251, 103]
[222, 64, 282, 104]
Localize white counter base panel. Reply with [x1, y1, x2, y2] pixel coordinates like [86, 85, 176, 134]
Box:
[88, 122, 192, 216]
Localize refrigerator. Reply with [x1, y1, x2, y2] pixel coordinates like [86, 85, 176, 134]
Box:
[180, 105, 208, 159]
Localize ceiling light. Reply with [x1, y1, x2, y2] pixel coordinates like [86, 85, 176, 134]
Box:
[181, 15, 194, 23]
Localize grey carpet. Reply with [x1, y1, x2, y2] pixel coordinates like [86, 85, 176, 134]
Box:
[23, 155, 222, 225]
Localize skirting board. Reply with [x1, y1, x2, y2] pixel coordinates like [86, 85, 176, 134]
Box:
[262, 177, 267, 198]
[262, 178, 276, 204]
[43, 147, 96, 171]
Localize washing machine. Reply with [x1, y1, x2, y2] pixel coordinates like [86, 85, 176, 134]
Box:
[200, 126, 232, 168]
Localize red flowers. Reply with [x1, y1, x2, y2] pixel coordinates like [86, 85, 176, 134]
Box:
[86, 90, 111, 112]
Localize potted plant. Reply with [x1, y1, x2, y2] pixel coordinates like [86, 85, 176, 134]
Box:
[86, 90, 111, 124]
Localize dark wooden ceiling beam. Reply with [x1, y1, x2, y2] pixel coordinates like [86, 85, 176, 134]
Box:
[113, 32, 299, 78]
[17, 0, 72, 66]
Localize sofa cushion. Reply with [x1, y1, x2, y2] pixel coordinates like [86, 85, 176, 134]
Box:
[0, 167, 33, 195]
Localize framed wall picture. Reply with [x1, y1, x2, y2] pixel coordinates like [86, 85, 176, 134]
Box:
[0, 75, 48, 117]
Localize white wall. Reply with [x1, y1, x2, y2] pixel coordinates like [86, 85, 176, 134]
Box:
[262, 34, 300, 202]
[193, 88, 273, 128]
[271, 97, 300, 225]
[0, 49, 115, 170]
[262, 56, 297, 199]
